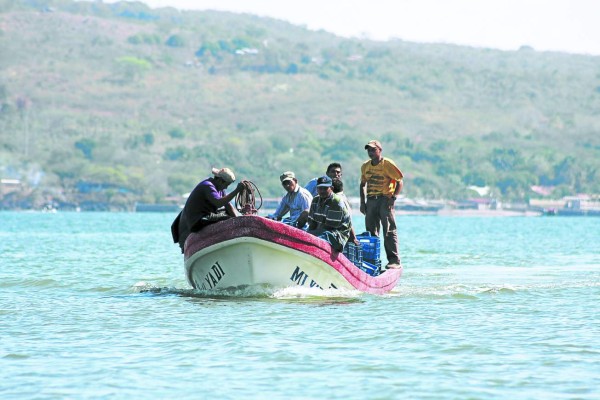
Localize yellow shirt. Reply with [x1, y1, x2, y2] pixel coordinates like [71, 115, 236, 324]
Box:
[361, 157, 403, 197]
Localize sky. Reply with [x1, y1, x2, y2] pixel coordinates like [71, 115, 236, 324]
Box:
[107, 0, 600, 56]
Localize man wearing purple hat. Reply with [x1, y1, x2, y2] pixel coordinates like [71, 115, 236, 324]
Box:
[171, 167, 245, 252]
[359, 140, 404, 269]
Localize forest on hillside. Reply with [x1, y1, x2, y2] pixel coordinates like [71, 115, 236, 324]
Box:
[1, 0, 599, 210]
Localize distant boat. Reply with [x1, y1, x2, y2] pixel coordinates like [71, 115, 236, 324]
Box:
[41, 203, 58, 213]
[183, 216, 402, 294]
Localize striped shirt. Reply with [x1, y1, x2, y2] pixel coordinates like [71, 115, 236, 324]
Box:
[360, 157, 403, 197]
[307, 193, 351, 250]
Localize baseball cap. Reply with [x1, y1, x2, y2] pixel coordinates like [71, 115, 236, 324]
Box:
[364, 140, 382, 150]
[211, 167, 236, 184]
[316, 175, 333, 188]
[279, 171, 295, 183]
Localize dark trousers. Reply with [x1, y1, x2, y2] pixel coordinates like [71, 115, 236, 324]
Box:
[365, 196, 400, 264]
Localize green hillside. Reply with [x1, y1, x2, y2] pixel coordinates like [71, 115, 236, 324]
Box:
[1, 0, 599, 209]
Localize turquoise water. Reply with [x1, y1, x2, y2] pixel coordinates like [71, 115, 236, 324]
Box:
[1, 212, 598, 399]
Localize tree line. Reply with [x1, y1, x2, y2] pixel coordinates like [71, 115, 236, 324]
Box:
[0, 0, 598, 209]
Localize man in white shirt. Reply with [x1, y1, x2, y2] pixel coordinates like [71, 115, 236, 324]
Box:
[267, 171, 313, 228]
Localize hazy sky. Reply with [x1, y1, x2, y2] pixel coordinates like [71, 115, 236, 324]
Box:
[108, 0, 600, 55]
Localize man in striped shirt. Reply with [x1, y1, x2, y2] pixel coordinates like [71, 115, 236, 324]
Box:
[307, 176, 351, 252]
[359, 140, 404, 269]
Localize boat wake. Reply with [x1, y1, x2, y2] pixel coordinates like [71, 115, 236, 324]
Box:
[388, 283, 519, 299]
[271, 286, 363, 302]
[391, 280, 600, 299]
[131, 281, 364, 301]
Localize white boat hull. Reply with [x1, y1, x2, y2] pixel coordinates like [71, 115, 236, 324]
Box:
[186, 237, 355, 291]
[183, 216, 402, 294]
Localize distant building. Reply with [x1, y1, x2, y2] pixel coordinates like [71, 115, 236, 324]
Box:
[0, 179, 22, 197]
[530, 185, 555, 196]
[530, 195, 600, 216]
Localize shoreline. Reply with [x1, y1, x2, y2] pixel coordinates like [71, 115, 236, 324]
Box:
[0, 208, 589, 217]
[260, 208, 545, 217]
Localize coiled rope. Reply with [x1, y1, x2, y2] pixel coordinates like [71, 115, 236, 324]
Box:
[235, 180, 263, 215]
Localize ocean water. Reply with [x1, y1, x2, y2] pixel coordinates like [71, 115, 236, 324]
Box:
[1, 211, 598, 399]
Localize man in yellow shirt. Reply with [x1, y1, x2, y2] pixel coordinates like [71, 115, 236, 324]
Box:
[359, 140, 404, 269]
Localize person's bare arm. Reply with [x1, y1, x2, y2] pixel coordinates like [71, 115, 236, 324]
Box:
[208, 182, 245, 208]
[225, 202, 237, 217]
[395, 179, 403, 197]
[388, 179, 403, 210]
[359, 181, 367, 215]
[295, 210, 309, 228]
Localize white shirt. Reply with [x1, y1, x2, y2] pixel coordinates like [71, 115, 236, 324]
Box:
[269, 185, 313, 223]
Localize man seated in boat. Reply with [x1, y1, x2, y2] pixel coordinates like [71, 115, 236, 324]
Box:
[332, 178, 358, 245]
[266, 171, 313, 228]
[171, 167, 246, 252]
[306, 176, 351, 252]
[305, 162, 343, 197]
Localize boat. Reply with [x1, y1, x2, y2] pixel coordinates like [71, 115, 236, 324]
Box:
[183, 215, 402, 294]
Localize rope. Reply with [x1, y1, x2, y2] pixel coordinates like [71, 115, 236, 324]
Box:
[235, 180, 263, 215]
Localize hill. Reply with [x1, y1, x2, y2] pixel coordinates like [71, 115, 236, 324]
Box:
[1, 0, 599, 210]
